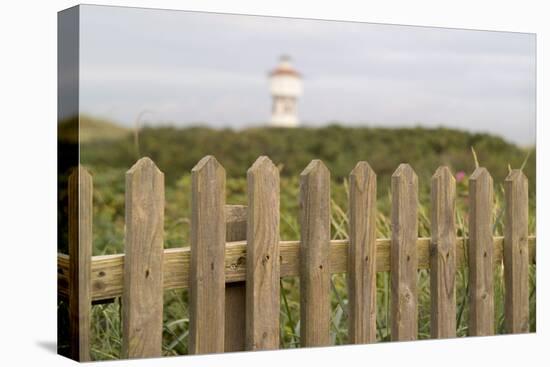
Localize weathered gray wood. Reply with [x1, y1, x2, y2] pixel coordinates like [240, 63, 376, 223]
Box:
[468, 167, 494, 336]
[430, 166, 457, 338]
[68, 166, 92, 361]
[391, 164, 418, 341]
[224, 205, 247, 352]
[348, 162, 377, 344]
[299, 160, 331, 347]
[122, 157, 164, 358]
[245, 156, 280, 350]
[189, 155, 226, 354]
[226, 205, 247, 240]
[504, 170, 529, 333]
[224, 283, 246, 351]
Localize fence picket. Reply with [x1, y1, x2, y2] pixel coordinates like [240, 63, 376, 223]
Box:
[391, 164, 418, 341]
[299, 160, 331, 347]
[224, 205, 247, 352]
[189, 156, 226, 354]
[468, 167, 494, 336]
[430, 166, 457, 338]
[68, 167, 92, 361]
[122, 158, 164, 358]
[348, 162, 377, 344]
[504, 170, 529, 333]
[245, 156, 280, 350]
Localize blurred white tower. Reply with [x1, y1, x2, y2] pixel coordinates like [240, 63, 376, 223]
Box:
[269, 55, 303, 127]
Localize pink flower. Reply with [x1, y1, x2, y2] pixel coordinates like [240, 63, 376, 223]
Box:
[456, 171, 466, 182]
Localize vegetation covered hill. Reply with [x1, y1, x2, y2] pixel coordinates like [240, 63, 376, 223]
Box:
[81, 122, 535, 194]
[59, 115, 131, 143]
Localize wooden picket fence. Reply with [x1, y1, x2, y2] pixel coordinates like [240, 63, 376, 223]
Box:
[57, 155, 536, 361]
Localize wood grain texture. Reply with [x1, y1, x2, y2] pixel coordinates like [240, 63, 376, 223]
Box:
[224, 205, 247, 352]
[68, 167, 92, 361]
[504, 170, 529, 333]
[430, 166, 457, 338]
[226, 205, 247, 240]
[224, 283, 246, 351]
[299, 160, 331, 347]
[468, 167, 494, 336]
[58, 236, 535, 301]
[189, 156, 226, 354]
[246, 157, 280, 350]
[390, 164, 418, 341]
[121, 157, 164, 358]
[348, 162, 377, 344]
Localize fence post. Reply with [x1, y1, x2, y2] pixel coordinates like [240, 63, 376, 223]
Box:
[246, 156, 280, 350]
[348, 162, 377, 344]
[430, 166, 457, 338]
[121, 157, 165, 358]
[189, 156, 226, 354]
[299, 160, 331, 347]
[504, 170, 529, 333]
[224, 205, 247, 352]
[468, 167, 494, 336]
[68, 166, 92, 361]
[391, 164, 418, 341]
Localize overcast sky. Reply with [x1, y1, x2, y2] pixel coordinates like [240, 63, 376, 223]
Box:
[79, 5, 536, 145]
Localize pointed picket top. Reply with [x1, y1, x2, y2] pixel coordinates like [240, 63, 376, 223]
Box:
[505, 169, 527, 184]
[192, 155, 224, 174]
[68, 165, 93, 186]
[432, 166, 455, 183]
[300, 159, 330, 180]
[469, 167, 493, 193]
[431, 165, 456, 226]
[126, 157, 162, 174]
[125, 158, 164, 208]
[69, 164, 92, 178]
[392, 163, 417, 181]
[248, 155, 278, 177]
[470, 166, 493, 185]
[79, 165, 92, 181]
[350, 161, 376, 193]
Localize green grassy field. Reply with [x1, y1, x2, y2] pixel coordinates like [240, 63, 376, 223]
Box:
[57, 119, 536, 359]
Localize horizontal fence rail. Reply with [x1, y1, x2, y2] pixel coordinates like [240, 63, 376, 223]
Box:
[59, 155, 536, 361]
[57, 236, 536, 302]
